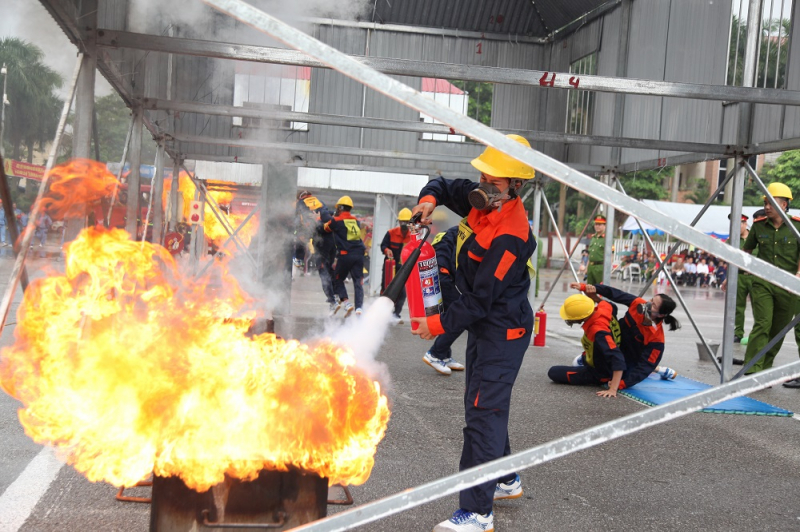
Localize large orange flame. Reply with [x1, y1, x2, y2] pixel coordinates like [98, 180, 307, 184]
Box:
[1, 200, 389, 492]
[168, 173, 259, 247]
[41, 159, 119, 219]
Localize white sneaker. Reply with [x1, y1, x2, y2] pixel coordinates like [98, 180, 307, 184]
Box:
[444, 358, 465, 371]
[494, 474, 523, 500]
[655, 366, 677, 380]
[433, 509, 493, 532]
[343, 302, 354, 318]
[392, 314, 404, 325]
[330, 301, 342, 317]
[355, 308, 362, 316]
[423, 352, 452, 375]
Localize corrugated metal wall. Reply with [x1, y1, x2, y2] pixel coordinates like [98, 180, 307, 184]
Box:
[563, 0, 731, 167]
[85, 0, 800, 173]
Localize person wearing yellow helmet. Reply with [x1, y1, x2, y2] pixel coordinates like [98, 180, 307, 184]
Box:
[380, 207, 415, 322]
[740, 182, 800, 384]
[547, 292, 627, 397]
[410, 134, 536, 532]
[321, 195, 365, 318]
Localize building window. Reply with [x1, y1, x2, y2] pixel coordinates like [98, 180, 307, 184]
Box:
[565, 53, 597, 135]
[727, 0, 791, 88]
[420, 79, 493, 142]
[233, 63, 310, 130]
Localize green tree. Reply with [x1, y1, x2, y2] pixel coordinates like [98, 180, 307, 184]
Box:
[685, 178, 710, 204]
[618, 167, 673, 201]
[765, 150, 800, 209]
[450, 80, 493, 129]
[59, 93, 157, 165]
[728, 15, 790, 88]
[0, 38, 63, 160]
[92, 93, 159, 164]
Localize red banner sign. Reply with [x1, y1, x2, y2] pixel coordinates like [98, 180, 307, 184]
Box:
[3, 159, 45, 181]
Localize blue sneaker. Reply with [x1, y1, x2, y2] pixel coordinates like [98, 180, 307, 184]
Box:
[572, 354, 585, 366]
[656, 366, 677, 380]
[423, 352, 452, 375]
[433, 509, 494, 532]
[494, 473, 523, 500]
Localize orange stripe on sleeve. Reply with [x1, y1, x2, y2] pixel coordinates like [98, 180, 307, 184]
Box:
[418, 195, 437, 206]
[647, 348, 661, 364]
[494, 250, 517, 281]
[428, 314, 445, 336]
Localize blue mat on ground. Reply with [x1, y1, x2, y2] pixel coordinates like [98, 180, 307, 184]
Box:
[619, 374, 794, 416]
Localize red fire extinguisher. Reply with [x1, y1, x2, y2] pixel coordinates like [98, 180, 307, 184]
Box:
[402, 226, 443, 331]
[382, 258, 395, 295]
[533, 308, 547, 347]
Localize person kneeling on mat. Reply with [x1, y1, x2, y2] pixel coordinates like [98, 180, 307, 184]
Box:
[570, 282, 680, 388]
[548, 293, 627, 398]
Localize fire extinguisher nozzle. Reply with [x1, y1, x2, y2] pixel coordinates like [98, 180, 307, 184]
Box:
[382, 247, 420, 304]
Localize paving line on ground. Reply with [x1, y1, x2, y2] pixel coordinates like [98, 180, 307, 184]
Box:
[0, 447, 64, 532]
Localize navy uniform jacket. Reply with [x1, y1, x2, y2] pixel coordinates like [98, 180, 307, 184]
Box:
[432, 225, 459, 278]
[593, 284, 666, 389]
[311, 206, 336, 262]
[321, 210, 366, 255]
[418, 177, 536, 341]
[580, 300, 626, 378]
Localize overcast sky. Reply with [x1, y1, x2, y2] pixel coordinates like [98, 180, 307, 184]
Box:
[0, 0, 112, 97]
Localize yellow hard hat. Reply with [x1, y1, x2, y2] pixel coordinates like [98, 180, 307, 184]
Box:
[398, 208, 412, 222]
[470, 134, 535, 179]
[336, 195, 354, 208]
[763, 182, 793, 201]
[559, 294, 595, 321]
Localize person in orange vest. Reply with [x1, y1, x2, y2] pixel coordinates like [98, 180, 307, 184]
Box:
[380, 208, 414, 323]
[321, 195, 365, 318]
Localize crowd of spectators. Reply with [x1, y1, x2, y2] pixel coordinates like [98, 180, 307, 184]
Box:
[617, 244, 728, 289]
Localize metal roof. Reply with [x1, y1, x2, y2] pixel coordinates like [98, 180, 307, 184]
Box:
[367, 0, 616, 39]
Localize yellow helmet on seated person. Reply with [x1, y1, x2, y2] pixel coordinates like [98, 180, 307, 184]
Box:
[559, 294, 595, 322]
[470, 134, 535, 179]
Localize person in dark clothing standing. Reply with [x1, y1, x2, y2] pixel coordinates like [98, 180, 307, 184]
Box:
[311, 205, 337, 313]
[421, 225, 466, 375]
[570, 282, 681, 388]
[410, 134, 536, 532]
[321, 195, 365, 318]
[380, 208, 414, 322]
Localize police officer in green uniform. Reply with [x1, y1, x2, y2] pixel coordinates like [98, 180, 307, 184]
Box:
[722, 213, 754, 342]
[585, 215, 607, 286]
[741, 183, 800, 374]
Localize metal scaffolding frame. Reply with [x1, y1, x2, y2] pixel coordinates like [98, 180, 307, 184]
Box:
[12, 0, 798, 528]
[188, 1, 800, 529]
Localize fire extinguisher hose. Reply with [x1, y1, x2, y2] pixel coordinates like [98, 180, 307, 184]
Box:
[381, 215, 430, 304]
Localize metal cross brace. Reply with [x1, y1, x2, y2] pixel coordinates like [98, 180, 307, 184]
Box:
[182, 165, 258, 269]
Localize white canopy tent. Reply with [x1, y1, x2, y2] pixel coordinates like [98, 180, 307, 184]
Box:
[622, 200, 800, 240]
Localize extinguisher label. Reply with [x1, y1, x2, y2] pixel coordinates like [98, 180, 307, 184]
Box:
[418, 256, 443, 316]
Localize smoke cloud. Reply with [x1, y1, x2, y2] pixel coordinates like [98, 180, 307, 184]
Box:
[0, 0, 113, 97]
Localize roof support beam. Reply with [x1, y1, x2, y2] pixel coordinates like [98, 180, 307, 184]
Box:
[170, 133, 475, 164]
[169, 133, 603, 175]
[146, 98, 733, 154]
[97, 29, 800, 106]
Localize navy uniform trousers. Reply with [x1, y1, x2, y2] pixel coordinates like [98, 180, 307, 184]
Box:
[460, 327, 530, 514]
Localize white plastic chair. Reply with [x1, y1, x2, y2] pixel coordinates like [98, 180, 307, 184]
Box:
[627, 263, 642, 282]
